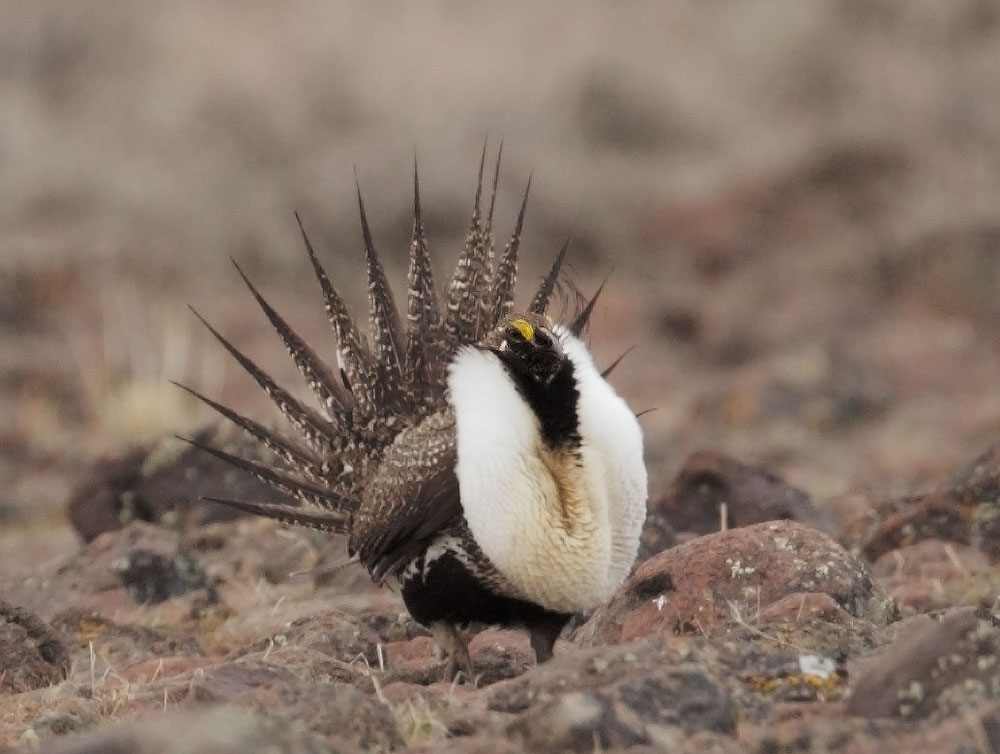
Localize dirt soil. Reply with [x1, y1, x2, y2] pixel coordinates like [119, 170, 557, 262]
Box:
[4, 2, 1000, 752]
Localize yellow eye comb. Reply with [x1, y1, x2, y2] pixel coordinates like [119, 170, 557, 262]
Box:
[511, 318, 535, 341]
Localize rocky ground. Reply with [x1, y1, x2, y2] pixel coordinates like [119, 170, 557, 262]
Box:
[4, 2, 1000, 752]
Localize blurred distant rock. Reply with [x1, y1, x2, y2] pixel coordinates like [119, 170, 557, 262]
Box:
[66, 431, 286, 541]
[654, 451, 833, 536]
[847, 441, 1000, 563]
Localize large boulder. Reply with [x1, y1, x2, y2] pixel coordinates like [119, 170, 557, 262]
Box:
[579, 520, 894, 646]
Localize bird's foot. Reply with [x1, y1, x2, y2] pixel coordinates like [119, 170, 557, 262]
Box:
[431, 621, 474, 684]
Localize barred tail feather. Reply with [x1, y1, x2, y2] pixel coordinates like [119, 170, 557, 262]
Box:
[202, 497, 349, 535]
[445, 143, 490, 344]
[480, 143, 502, 331]
[188, 307, 338, 456]
[355, 177, 404, 396]
[171, 381, 330, 482]
[492, 174, 530, 324]
[404, 160, 443, 403]
[181, 436, 356, 513]
[295, 213, 377, 416]
[230, 259, 349, 417]
[406, 159, 441, 334]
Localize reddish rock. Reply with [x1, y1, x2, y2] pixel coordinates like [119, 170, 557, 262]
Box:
[578, 521, 893, 646]
[858, 491, 975, 563]
[654, 451, 832, 537]
[847, 607, 1000, 719]
[0, 600, 69, 694]
[384, 635, 436, 666]
[379, 679, 441, 707]
[850, 442, 1000, 563]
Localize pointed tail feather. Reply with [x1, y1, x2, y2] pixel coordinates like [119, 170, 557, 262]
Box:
[171, 380, 330, 482]
[405, 158, 442, 333]
[570, 275, 609, 336]
[404, 158, 443, 399]
[230, 259, 349, 417]
[492, 174, 531, 324]
[295, 213, 376, 415]
[601, 345, 634, 379]
[189, 307, 338, 456]
[445, 144, 491, 343]
[202, 496, 349, 534]
[480, 143, 502, 330]
[180, 436, 356, 513]
[355, 176, 404, 395]
[483, 141, 502, 242]
[529, 238, 569, 315]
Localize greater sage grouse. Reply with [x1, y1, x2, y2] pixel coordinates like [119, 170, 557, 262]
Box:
[181, 150, 648, 679]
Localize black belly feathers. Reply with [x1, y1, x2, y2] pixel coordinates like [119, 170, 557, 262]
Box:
[178, 148, 607, 674]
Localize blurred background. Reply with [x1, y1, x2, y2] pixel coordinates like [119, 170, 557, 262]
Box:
[2, 0, 1000, 549]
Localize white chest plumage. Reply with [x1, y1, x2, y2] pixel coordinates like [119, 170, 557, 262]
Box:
[446, 328, 647, 614]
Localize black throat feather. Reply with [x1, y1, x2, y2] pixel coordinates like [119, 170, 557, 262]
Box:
[499, 355, 580, 449]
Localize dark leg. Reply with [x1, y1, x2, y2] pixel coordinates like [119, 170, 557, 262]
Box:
[430, 621, 473, 682]
[529, 615, 570, 663]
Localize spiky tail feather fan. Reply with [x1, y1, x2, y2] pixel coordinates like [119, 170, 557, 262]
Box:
[178, 148, 605, 534]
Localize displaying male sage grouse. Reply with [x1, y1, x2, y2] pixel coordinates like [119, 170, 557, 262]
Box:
[180, 150, 647, 679]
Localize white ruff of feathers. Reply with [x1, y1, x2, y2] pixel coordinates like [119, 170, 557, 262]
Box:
[446, 326, 647, 614]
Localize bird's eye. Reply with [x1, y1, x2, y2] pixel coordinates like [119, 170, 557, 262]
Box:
[535, 331, 552, 347]
[506, 327, 525, 342]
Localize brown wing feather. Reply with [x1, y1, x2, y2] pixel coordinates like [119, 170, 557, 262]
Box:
[349, 409, 462, 581]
